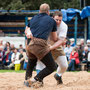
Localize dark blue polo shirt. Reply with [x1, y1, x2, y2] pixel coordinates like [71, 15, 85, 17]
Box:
[27, 13, 57, 40]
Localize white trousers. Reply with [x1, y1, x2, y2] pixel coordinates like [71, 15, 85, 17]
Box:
[36, 56, 68, 76]
[55, 56, 68, 76]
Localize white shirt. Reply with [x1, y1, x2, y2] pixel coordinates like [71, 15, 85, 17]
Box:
[57, 21, 68, 39]
[88, 52, 90, 61]
[36, 60, 45, 70]
[11, 52, 20, 62]
[36, 21, 68, 70]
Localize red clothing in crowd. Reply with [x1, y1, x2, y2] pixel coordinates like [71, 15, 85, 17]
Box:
[70, 52, 80, 64]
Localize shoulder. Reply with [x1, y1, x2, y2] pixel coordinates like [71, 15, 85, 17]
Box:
[45, 15, 55, 22]
[60, 21, 68, 28]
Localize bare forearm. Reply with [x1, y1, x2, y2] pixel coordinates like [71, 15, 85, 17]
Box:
[50, 37, 65, 50]
[25, 26, 33, 38]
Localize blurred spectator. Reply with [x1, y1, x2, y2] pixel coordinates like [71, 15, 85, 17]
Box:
[0, 30, 4, 37]
[17, 30, 23, 37]
[80, 39, 85, 51]
[67, 47, 80, 71]
[70, 38, 76, 47]
[0, 39, 3, 47]
[65, 37, 71, 47]
[87, 40, 90, 51]
[3, 48, 12, 66]
[64, 42, 73, 61]
[7, 48, 20, 69]
[11, 44, 15, 50]
[0, 46, 5, 69]
[4, 42, 11, 51]
[18, 44, 25, 52]
[19, 49, 26, 69]
[82, 46, 89, 63]
[77, 43, 83, 62]
[23, 55, 28, 70]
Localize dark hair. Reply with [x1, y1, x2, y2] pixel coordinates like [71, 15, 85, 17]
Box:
[14, 48, 18, 51]
[53, 11, 62, 17]
[7, 42, 10, 46]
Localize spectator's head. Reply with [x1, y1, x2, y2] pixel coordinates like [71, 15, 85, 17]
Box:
[19, 44, 23, 49]
[19, 49, 23, 54]
[0, 30, 3, 33]
[11, 44, 15, 49]
[53, 11, 62, 26]
[87, 40, 90, 47]
[72, 47, 77, 52]
[80, 39, 84, 45]
[14, 48, 18, 53]
[67, 42, 71, 47]
[77, 42, 81, 49]
[17, 30, 21, 34]
[6, 42, 10, 47]
[70, 38, 75, 44]
[39, 3, 50, 15]
[84, 46, 88, 52]
[0, 39, 3, 45]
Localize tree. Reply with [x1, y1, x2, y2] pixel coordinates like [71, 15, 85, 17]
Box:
[0, 0, 80, 10]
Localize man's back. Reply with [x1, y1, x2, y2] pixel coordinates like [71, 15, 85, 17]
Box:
[28, 13, 56, 40]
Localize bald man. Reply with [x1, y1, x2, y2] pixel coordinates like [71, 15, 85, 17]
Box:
[24, 3, 57, 88]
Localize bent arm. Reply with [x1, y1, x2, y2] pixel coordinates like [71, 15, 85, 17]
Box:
[50, 37, 65, 50]
[25, 26, 33, 39]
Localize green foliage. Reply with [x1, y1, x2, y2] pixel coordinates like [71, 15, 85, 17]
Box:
[0, 0, 80, 10]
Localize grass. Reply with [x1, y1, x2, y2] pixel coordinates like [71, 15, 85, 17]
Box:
[0, 70, 90, 73]
[0, 70, 25, 73]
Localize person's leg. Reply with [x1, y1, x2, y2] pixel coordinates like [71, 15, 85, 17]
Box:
[8, 63, 14, 68]
[67, 60, 74, 71]
[54, 56, 68, 84]
[20, 60, 24, 70]
[36, 60, 46, 74]
[34, 52, 56, 82]
[25, 58, 37, 80]
[70, 60, 75, 71]
[55, 56, 68, 76]
[23, 61, 27, 70]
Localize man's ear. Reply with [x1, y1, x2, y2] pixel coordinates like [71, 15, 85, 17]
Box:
[47, 10, 50, 15]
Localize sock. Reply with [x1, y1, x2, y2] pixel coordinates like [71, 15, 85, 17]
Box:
[56, 73, 62, 77]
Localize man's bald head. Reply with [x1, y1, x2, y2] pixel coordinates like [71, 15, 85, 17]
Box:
[40, 3, 50, 14]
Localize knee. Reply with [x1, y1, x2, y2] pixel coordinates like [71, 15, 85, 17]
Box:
[61, 64, 68, 71]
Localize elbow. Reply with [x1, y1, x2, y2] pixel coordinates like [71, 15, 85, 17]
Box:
[53, 37, 58, 42]
[53, 39, 57, 42]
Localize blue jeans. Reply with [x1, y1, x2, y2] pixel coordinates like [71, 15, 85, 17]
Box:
[36, 69, 41, 74]
[68, 59, 75, 71]
[23, 61, 28, 70]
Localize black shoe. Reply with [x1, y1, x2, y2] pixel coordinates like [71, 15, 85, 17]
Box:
[54, 74, 63, 85]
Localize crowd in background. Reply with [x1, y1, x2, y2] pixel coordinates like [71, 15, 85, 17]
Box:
[0, 38, 90, 71]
